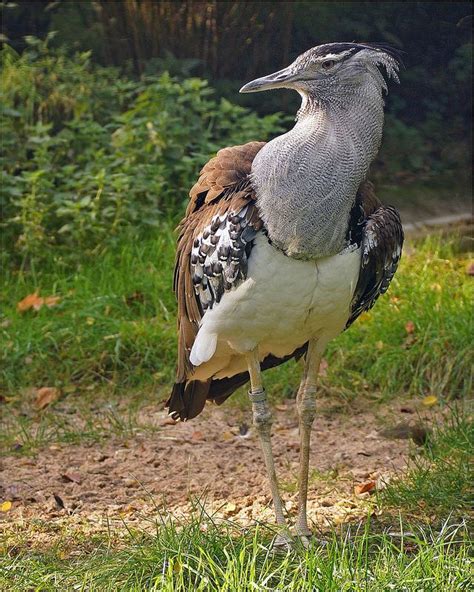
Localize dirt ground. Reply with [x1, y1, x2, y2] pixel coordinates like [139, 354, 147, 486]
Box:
[1, 397, 430, 548]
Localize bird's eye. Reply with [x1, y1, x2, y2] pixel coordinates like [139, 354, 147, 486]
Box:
[322, 60, 336, 70]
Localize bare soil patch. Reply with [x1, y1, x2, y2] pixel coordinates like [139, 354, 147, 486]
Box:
[1, 397, 432, 550]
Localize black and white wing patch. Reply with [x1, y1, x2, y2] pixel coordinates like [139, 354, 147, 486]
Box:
[346, 206, 403, 328]
[191, 205, 260, 312]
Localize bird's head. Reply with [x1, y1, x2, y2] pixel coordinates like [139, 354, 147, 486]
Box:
[240, 42, 401, 108]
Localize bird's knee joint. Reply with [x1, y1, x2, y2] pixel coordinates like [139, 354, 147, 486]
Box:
[298, 396, 317, 426]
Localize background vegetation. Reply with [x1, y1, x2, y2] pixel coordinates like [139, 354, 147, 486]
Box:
[1, 1, 472, 266]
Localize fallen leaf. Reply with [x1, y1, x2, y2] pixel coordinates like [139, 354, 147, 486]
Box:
[376, 341, 384, 350]
[354, 480, 376, 495]
[222, 431, 234, 441]
[223, 502, 238, 516]
[466, 261, 474, 276]
[358, 312, 372, 323]
[0, 501, 12, 512]
[190, 430, 204, 441]
[43, 295, 60, 308]
[35, 387, 60, 410]
[61, 471, 82, 484]
[422, 395, 438, 407]
[405, 320, 415, 334]
[17, 292, 41, 312]
[17, 292, 60, 312]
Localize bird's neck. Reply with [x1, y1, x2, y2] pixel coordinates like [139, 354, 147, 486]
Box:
[252, 88, 385, 259]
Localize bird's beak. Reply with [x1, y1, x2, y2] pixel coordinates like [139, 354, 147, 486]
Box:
[239, 65, 296, 93]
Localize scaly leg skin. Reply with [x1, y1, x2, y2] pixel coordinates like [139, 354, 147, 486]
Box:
[246, 349, 292, 550]
[295, 340, 323, 546]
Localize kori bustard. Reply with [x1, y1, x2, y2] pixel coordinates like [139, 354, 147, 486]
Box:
[167, 42, 404, 546]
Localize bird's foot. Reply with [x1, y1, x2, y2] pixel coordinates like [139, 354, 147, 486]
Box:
[271, 530, 293, 553]
[294, 526, 313, 548]
[295, 530, 330, 550]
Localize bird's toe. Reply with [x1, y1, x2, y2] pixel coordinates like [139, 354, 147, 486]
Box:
[271, 530, 294, 552]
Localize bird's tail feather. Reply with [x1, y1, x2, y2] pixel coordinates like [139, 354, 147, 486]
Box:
[166, 343, 308, 421]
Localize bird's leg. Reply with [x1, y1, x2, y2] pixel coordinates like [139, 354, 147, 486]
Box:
[246, 349, 291, 547]
[295, 340, 322, 542]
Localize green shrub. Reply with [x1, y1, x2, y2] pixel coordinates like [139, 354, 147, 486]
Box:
[1, 37, 284, 265]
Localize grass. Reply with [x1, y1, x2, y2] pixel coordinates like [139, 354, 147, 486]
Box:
[1, 230, 472, 454]
[1, 512, 471, 591]
[1, 230, 472, 400]
[382, 409, 474, 518]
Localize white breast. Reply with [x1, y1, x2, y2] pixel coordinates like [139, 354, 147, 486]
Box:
[190, 233, 361, 380]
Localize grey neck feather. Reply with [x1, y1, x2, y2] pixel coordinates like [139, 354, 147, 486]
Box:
[251, 83, 385, 260]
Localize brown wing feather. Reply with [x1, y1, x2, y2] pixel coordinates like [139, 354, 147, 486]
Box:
[172, 141, 265, 387]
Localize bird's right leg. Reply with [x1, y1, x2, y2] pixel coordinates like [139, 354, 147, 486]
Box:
[246, 349, 291, 548]
[295, 339, 323, 543]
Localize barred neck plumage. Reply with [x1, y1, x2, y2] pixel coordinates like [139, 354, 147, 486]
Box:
[251, 84, 385, 260]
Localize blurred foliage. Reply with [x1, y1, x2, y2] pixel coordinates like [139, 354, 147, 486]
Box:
[0, 37, 284, 264]
[0, 2, 472, 265]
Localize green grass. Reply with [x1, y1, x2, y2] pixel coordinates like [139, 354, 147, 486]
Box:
[1, 227, 178, 393]
[1, 230, 472, 400]
[1, 513, 471, 591]
[382, 409, 474, 518]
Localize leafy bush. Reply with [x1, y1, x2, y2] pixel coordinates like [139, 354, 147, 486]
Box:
[1, 37, 284, 264]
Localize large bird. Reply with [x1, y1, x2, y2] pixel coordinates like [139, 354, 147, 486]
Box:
[167, 42, 404, 546]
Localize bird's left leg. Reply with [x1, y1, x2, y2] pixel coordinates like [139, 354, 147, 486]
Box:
[295, 339, 323, 541]
[246, 348, 292, 548]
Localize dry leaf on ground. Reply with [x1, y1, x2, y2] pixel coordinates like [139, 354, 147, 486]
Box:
[354, 480, 376, 495]
[17, 292, 60, 313]
[35, 387, 60, 410]
[61, 471, 82, 484]
[0, 501, 12, 512]
[422, 395, 438, 407]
